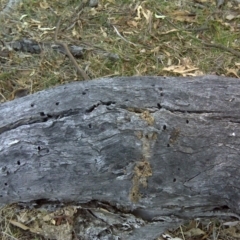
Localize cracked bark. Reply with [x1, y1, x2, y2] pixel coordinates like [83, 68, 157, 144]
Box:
[1, 75, 240, 239]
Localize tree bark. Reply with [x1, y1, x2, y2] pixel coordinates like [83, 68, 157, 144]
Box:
[1, 75, 240, 239]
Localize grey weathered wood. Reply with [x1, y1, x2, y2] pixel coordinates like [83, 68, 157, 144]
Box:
[1, 75, 240, 239]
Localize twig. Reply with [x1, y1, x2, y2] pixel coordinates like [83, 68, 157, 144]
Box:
[202, 42, 240, 58]
[54, 19, 90, 80]
[179, 225, 186, 240]
[0, 91, 6, 101]
[112, 25, 138, 47]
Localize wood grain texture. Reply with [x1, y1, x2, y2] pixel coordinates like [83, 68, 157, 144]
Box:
[1, 75, 240, 238]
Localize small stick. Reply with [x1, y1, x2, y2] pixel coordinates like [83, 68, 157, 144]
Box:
[112, 25, 138, 47]
[54, 19, 90, 80]
[202, 42, 240, 58]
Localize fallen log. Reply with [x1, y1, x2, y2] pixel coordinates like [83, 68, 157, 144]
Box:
[1, 75, 240, 239]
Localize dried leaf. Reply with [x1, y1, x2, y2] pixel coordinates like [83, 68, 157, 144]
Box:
[226, 68, 240, 78]
[225, 14, 236, 20]
[158, 29, 179, 35]
[127, 20, 138, 27]
[155, 13, 166, 19]
[142, 9, 152, 24]
[170, 10, 196, 23]
[100, 27, 108, 38]
[135, 6, 143, 20]
[9, 220, 30, 230]
[223, 221, 239, 226]
[37, 26, 55, 31]
[184, 227, 205, 237]
[39, 1, 49, 9]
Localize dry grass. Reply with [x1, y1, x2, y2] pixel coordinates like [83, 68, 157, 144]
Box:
[0, 0, 240, 239]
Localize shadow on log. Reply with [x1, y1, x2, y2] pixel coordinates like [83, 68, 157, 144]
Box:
[1, 75, 240, 239]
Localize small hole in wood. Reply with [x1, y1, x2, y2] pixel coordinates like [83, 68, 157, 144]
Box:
[138, 165, 144, 171]
[160, 93, 164, 97]
[38, 146, 41, 151]
[82, 91, 86, 95]
[173, 178, 176, 182]
[213, 205, 229, 211]
[167, 144, 170, 147]
[17, 161, 20, 165]
[55, 102, 59, 105]
[40, 112, 45, 116]
[4, 183, 7, 186]
[88, 123, 92, 128]
[163, 125, 167, 130]
[31, 103, 34, 107]
[157, 103, 162, 109]
[186, 119, 189, 124]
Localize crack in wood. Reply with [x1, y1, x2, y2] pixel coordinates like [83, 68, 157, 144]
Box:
[85, 101, 115, 113]
[0, 108, 82, 134]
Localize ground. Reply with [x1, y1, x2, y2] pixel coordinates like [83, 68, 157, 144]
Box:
[0, 0, 240, 239]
